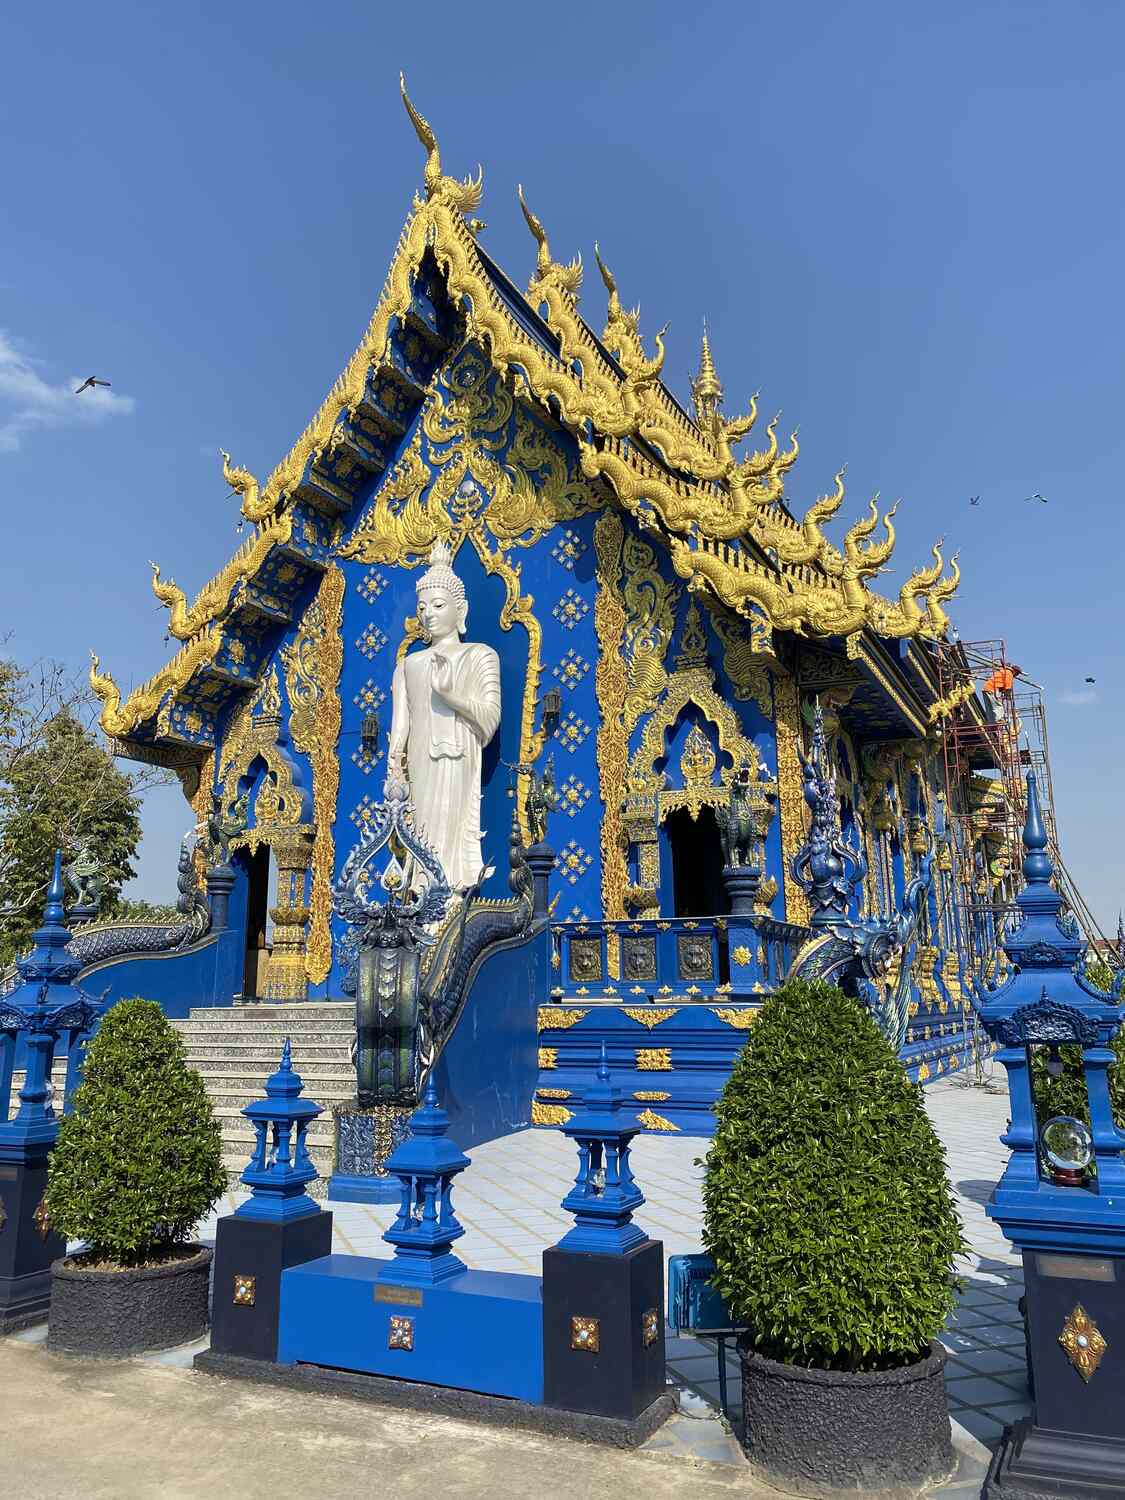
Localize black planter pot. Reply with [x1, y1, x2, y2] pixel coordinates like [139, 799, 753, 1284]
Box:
[739, 1339, 955, 1498]
[47, 1245, 212, 1357]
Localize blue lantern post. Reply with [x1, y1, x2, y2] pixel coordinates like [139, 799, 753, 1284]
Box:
[206, 1041, 333, 1364]
[377, 1074, 470, 1286]
[979, 776, 1125, 1499]
[542, 1045, 667, 1420]
[0, 853, 101, 1331]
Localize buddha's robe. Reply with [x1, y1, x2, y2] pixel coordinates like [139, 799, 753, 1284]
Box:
[387, 642, 501, 891]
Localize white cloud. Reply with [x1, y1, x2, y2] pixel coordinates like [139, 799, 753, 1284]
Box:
[1061, 688, 1098, 707]
[0, 330, 136, 454]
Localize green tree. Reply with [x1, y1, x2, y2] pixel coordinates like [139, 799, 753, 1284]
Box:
[0, 656, 161, 964]
[46, 998, 226, 1266]
[106, 898, 181, 925]
[702, 979, 967, 1372]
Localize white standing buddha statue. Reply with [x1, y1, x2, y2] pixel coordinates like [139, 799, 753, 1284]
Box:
[386, 540, 502, 892]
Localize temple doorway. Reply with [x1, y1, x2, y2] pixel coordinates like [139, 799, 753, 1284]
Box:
[241, 844, 272, 1000]
[665, 807, 730, 919]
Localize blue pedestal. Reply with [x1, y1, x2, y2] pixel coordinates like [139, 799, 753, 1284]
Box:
[276, 1254, 544, 1403]
[326, 1173, 401, 1204]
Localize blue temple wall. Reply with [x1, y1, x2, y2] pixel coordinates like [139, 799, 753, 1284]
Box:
[74, 927, 244, 1018]
[431, 927, 550, 1151]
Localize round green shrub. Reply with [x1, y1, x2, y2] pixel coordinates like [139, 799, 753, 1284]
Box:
[46, 998, 226, 1266]
[702, 978, 967, 1372]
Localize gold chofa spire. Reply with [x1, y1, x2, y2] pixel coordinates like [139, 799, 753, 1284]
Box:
[691, 326, 724, 429]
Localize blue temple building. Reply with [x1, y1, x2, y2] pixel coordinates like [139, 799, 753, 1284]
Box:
[73, 82, 1038, 1158]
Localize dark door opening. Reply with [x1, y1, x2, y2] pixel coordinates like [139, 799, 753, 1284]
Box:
[665, 807, 731, 919]
[242, 844, 271, 1000]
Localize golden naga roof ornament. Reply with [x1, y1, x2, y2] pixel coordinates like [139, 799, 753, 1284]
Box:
[593, 244, 665, 388]
[400, 73, 483, 215]
[518, 185, 582, 299]
[149, 562, 200, 640]
[89, 653, 124, 735]
[220, 449, 269, 525]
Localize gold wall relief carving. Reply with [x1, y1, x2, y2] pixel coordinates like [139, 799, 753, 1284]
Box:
[593, 512, 631, 921]
[772, 670, 809, 926]
[531, 1099, 573, 1126]
[189, 749, 215, 889]
[703, 599, 774, 716]
[620, 529, 677, 733]
[636, 1108, 680, 1132]
[633, 1091, 671, 1101]
[537, 1007, 590, 1032]
[282, 565, 344, 986]
[636, 1047, 673, 1070]
[711, 1007, 759, 1030]
[538, 1046, 558, 1069]
[620, 1007, 677, 1029]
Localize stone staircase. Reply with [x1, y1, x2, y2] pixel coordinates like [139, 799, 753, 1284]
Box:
[172, 1004, 356, 1192]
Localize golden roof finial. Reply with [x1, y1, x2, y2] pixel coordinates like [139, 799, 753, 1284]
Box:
[400, 73, 482, 215]
[691, 323, 724, 428]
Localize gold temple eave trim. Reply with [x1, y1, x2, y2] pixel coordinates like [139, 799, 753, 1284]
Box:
[93, 83, 964, 742]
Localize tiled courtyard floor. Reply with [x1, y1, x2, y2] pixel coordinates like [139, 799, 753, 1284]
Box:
[9, 1072, 1023, 1494]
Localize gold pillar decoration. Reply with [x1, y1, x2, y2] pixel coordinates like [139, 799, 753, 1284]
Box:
[283, 565, 344, 986]
[264, 829, 315, 1000]
[593, 511, 631, 921]
[189, 748, 215, 890]
[771, 670, 809, 925]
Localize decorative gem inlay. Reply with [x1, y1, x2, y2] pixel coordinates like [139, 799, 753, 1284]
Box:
[621, 1007, 677, 1029]
[642, 1308, 660, 1347]
[349, 794, 379, 833]
[33, 1194, 50, 1240]
[677, 934, 714, 981]
[233, 1275, 256, 1306]
[636, 1047, 673, 1070]
[552, 588, 590, 630]
[388, 1315, 414, 1350]
[1058, 1303, 1106, 1381]
[355, 623, 388, 659]
[560, 840, 593, 885]
[571, 1316, 600, 1352]
[350, 744, 382, 776]
[637, 1109, 680, 1132]
[357, 568, 387, 604]
[555, 710, 592, 753]
[622, 935, 657, 981]
[731, 944, 752, 966]
[553, 649, 591, 690]
[569, 938, 602, 982]
[551, 529, 587, 571]
[559, 774, 591, 817]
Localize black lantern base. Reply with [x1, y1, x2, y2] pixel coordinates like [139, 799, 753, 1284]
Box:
[542, 1238, 665, 1421]
[722, 864, 761, 917]
[985, 1417, 1125, 1498]
[209, 1208, 333, 1362]
[0, 1150, 66, 1333]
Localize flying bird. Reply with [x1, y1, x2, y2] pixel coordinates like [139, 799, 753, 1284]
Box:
[1024, 492, 1047, 504]
[969, 495, 981, 506]
[1085, 676, 1096, 684]
[75, 377, 111, 395]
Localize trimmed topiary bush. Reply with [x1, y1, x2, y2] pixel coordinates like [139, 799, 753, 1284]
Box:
[702, 978, 967, 1372]
[46, 998, 225, 1267]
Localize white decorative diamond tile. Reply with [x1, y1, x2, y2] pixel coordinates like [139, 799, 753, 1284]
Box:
[553, 649, 590, 691]
[357, 568, 387, 604]
[551, 528, 587, 572]
[555, 710, 591, 753]
[356, 624, 388, 659]
[559, 774, 591, 817]
[352, 679, 386, 712]
[567, 905, 587, 922]
[350, 745, 383, 776]
[552, 588, 589, 631]
[559, 840, 593, 886]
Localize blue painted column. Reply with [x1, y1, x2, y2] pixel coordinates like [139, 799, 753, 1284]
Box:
[542, 1046, 666, 1419]
[0, 854, 101, 1331]
[205, 1041, 333, 1362]
[977, 776, 1125, 1498]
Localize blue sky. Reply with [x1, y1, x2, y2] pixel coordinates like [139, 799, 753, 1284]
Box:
[2, 1, 1122, 928]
